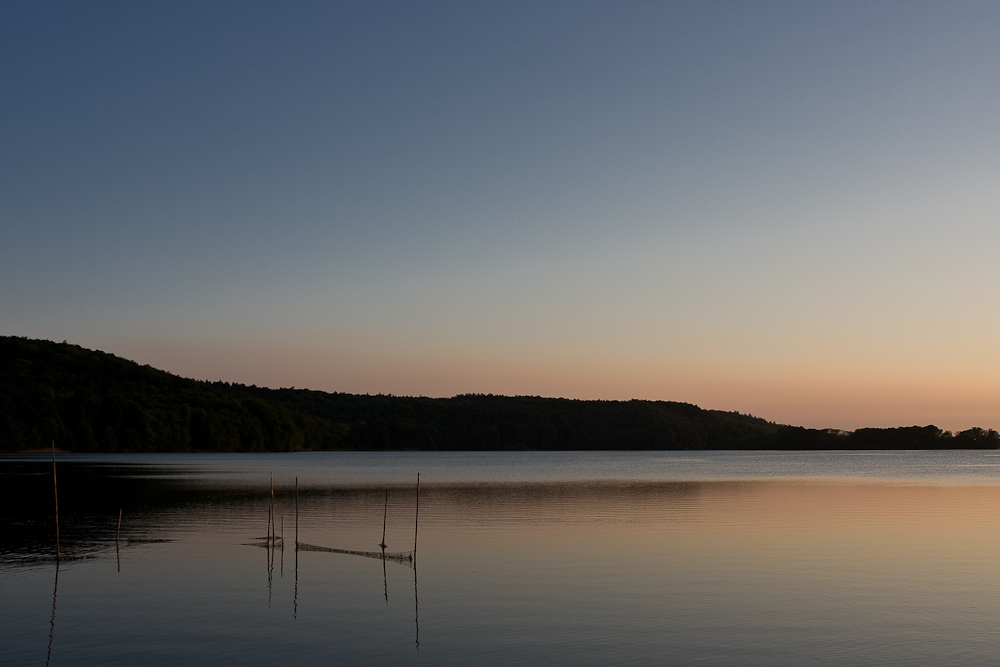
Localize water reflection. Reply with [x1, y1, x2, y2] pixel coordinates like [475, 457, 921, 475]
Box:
[0, 459, 814, 567]
[1, 460, 220, 565]
[294, 476, 299, 621]
[8, 461, 991, 569]
[414, 560, 420, 651]
[45, 563, 57, 667]
[6, 454, 1000, 666]
[115, 509, 122, 572]
[266, 534, 272, 608]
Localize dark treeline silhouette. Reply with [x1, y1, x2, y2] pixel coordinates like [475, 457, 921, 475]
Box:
[769, 425, 999, 450]
[1, 337, 997, 452]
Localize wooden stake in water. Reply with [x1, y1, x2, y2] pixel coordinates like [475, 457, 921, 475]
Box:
[51, 441, 60, 560]
[380, 489, 388, 549]
[266, 476, 273, 543]
[413, 473, 420, 558]
[270, 473, 275, 545]
[295, 477, 299, 547]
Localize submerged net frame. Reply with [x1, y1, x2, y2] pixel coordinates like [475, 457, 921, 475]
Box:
[296, 541, 415, 567]
[249, 474, 421, 571]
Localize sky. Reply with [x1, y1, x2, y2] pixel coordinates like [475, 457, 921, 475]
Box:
[2, 1, 998, 431]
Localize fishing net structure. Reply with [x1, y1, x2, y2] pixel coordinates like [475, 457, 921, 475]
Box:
[250, 474, 421, 571]
[296, 541, 415, 568]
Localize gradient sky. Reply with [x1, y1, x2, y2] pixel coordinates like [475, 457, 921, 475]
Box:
[2, 1, 998, 430]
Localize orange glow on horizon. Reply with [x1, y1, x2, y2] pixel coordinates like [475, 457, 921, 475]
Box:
[101, 337, 1000, 433]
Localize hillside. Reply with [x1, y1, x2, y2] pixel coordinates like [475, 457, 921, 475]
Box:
[1, 337, 996, 452]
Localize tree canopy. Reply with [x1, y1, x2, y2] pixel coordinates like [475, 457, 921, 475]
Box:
[1, 337, 996, 452]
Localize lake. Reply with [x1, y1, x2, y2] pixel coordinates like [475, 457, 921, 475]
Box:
[3, 450, 1000, 665]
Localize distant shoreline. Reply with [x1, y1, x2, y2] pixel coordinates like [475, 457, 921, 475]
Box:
[2, 336, 998, 453]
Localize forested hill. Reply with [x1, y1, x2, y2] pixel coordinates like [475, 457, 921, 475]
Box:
[1, 337, 997, 453]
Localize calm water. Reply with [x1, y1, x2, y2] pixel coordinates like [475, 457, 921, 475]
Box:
[3, 450, 1000, 665]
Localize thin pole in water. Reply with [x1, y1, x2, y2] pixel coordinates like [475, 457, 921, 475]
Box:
[51, 441, 60, 560]
[380, 489, 388, 548]
[266, 475, 273, 544]
[271, 474, 277, 574]
[281, 515, 284, 575]
[383, 547, 388, 606]
[295, 477, 299, 547]
[413, 473, 420, 559]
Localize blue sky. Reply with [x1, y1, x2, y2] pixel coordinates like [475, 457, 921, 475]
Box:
[2, 1, 998, 429]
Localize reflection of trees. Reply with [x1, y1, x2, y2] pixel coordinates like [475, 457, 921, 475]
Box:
[1, 460, 735, 565]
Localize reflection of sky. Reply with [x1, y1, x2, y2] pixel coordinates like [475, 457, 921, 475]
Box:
[6, 455, 1000, 665]
[2, 2, 998, 430]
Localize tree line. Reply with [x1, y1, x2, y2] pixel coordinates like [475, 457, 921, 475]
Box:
[1, 337, 996, 452]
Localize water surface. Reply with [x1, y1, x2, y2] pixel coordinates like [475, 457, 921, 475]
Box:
[3, 451, 1000, 665]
